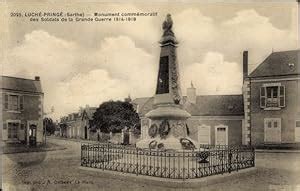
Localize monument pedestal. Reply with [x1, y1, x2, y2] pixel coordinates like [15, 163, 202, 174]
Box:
[136, 103, 199, 150]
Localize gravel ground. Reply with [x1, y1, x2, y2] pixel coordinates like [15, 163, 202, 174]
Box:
[2, 138, 300, 191]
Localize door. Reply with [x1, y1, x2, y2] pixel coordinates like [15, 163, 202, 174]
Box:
[264, 118, 281, 143]
[84, 126, 88, 139]
[29, 124, 37, 146]
[198, 125, 211, 145]
[295, 121, 300, 142]
[215, 125, 228, 145]
[123, 131, 129, 145]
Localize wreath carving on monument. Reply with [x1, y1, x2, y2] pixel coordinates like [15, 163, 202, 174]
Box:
[148, 124, 158, 138]
[180, 138, 196, 150]
[159, 120, 170, 139]
[157, 143, 165, 150]
[149, 140, 157, 149]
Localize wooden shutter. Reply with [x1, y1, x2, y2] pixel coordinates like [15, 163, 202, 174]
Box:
[279, 86, 285, 107]
[260, 87, 266, 108]
[4, 94, 9, 109]
[19, 95, 24, 111]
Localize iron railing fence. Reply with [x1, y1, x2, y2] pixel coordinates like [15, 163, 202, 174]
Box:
[81, 143, 255, 179]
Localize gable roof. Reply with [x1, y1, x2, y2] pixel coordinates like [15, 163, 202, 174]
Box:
[131, 97, 153, 113]
[1, 76, 43, 94]
[249, 50, 300, 78]
[131, 97, 150, 107]
[184, 95, 244, 116]
[134, 95, 244, 117]
[83, 107, 97, 119]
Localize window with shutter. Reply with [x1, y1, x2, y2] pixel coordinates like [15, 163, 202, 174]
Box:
[261, 84, 285, 109]
[279, 86, 285, 107]
[19, 95, 24, 111]
[260, 87, 266, 108]
[4, 94, 9, 109]
[10, 95, 18, 110]
[4, 94, 23, 112]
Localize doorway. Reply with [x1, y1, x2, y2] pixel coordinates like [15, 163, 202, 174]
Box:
[198, 124, 211, 145]
[264, 118, 281, 143]
[29, 124, 37, 146]
[84, 126, 88, 139]
[215, 125, 228, 145]
[123, 130, 130, 145]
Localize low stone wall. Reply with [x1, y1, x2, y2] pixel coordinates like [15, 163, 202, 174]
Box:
[129, 133, 140, 145]
[89, 132, 110, 142]
[86, 130, 140, 145]
[110, 133, 122, 144]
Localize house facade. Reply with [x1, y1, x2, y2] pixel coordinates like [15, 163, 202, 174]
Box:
[244, 50, 300, 146]
[132, 84, 245, 146]
[59, 105, 96, 140]
[1, 76, 44, 145]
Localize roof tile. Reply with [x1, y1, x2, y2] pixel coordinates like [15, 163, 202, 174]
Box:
[249, 50, 300, 78]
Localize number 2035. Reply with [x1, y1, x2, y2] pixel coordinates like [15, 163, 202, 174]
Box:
[10, 12, 22, 17]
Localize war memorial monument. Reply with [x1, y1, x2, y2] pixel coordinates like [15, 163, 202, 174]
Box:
[136, 14, 197, 150]
[80, 14, 255, 180]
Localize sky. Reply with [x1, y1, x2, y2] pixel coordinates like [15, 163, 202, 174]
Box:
[1, 1, 298, 120]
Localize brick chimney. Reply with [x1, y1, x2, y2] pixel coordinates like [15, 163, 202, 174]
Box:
[187, 81, 196, 104]
[35, 76, 40, 81]
[243, 51, 248, 81]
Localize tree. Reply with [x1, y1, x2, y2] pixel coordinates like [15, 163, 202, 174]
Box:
[43, 118, 56, 135]
[91, 100, 140, 133]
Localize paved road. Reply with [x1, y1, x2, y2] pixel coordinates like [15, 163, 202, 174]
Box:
[3, 138, 300, 191]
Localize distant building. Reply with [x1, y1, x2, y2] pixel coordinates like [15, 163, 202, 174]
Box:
[132, 87, 245, 146]
[1, 76, 44, 145]
[59, 105, 97, 139]
[244, 50, 300, 146]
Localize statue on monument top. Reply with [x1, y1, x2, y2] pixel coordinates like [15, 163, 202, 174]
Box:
[162, 14, 174, 37]
[160, 14, 177, 44]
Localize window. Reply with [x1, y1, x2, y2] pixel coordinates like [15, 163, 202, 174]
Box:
[296, 120, 300, 142]
[4, 94, 24, 111]
[267, 121, 272, 128]
[265, 118, 281, 129]
[10, 95, 18, 110]
[217, 127, 226, 131]
[7, 122, 19, 139]
[4, 94, 8, 109]
[260, 85, 285, 109]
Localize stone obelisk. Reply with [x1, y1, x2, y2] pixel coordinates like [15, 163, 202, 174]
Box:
[137, 14, 197, 150]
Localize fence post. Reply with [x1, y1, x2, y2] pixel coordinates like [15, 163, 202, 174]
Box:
[87, 143, 90, 167]
[136, 148, 139, 176]
[80, 142, 82, 166]
[252, 147, 255, 167]
[236, 148, 239, 172]
[106, 143, 109, 170]
[228, 147, 232, 173]
[183, 150, 186, 180]
[92, 143, 94, 167]
[102, 146, 104, 171]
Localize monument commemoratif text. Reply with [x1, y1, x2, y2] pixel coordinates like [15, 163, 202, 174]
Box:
[136, 14, 198, 150]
